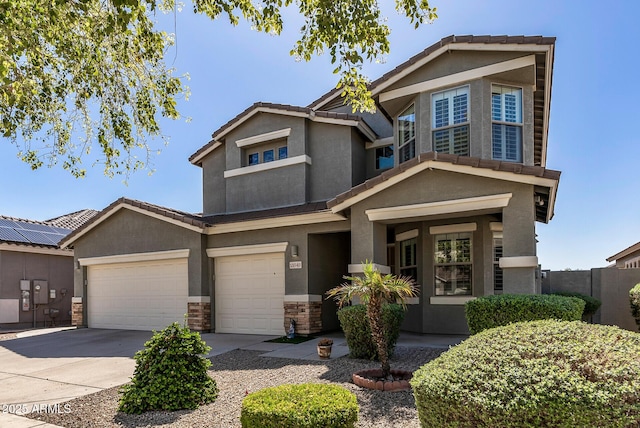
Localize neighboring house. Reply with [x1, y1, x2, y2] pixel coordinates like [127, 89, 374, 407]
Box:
[607, 241, 640, 269]
[0, 210, 97, 329]
[61, 35, 560, 335]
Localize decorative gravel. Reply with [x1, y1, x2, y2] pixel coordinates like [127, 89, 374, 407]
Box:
[26, 346, 444, 427]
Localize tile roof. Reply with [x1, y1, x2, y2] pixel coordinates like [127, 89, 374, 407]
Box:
[0, 215, 71, 248]
[203, 201, 329, 225]
[189, 102, 372, 165]
[60, 197, 209, 248]
[607, 241, 640, 262]
[326, 151, 560, 222]
[308, 34, 555, 109]
[45, 209, 99, 230]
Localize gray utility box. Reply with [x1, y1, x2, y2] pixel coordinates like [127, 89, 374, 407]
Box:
[33, 280, 49, 304]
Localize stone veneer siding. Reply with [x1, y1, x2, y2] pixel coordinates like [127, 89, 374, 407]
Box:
[71, 301, 83, 327]
[284, 301, 322, 335]
[187, 302, 211, 332]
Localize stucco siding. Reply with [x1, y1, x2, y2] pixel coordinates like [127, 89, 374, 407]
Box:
[0, 250, 73, 328]
[202, 146, 226, 216]
[308, 122, 355, 203]
[225, 162, 308, 212]
[207, 220, 350, 297]
[72, 209, 206, 297]
[382, 50, 531, 98]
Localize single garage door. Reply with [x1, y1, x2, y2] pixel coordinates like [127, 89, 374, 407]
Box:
[215, 252, 284, 335]
[87, 258, 188, 330]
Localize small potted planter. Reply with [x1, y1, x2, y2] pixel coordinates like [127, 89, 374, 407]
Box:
[317, 338, 333, 359]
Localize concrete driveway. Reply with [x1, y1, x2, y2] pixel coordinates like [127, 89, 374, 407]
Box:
[0, 327, 275, 412]
[0, 328, 151, 411]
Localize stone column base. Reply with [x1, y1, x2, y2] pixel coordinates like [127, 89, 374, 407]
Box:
[71, 297, 83, 327]
[187, 302, 211, 332]
[284, 301, 322, 335]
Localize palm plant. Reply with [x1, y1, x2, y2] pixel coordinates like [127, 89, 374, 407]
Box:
[327, 261, 418, 379]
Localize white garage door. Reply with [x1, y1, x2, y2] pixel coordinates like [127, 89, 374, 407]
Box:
[215, 252, 284, 335]
[87, 258, 188, 330]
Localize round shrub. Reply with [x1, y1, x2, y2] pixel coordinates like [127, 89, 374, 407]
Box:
[118, 322, 218, 414]
[411, 320, 640, 428]
[465, 294, 585, 334]
[630, 283, 640, 330]
[240, 383, 358, 428]
[552, 291, 602, 317]
[337, 304, 404, 360]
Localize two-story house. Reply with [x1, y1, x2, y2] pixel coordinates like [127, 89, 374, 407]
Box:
[61, 35, 560, 335]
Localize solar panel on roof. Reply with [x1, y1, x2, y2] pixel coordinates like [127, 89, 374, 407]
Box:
[0, 226, 32, 243]
[42, 232, 65, 245]
[0, 219, 20, 228]
[13, 221, 54, 233]
[14, 229, 56, 245]
[50, 227, 72, 235]
[0, 217, 72, 246]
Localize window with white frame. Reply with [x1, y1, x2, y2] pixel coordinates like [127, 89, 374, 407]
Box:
[397, 104, 416, 164]
[399, 237, 417, 280]
[432, 86, 469, 156]
[434, 232, 472, 296]
[492, 85, 523, 162]
[245, 139, 288, 166]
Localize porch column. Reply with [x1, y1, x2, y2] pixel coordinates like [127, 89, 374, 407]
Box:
[501, 189, 538, 294]
[349, 208, 388, 270]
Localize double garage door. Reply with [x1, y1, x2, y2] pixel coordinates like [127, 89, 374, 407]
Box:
[87, 258, 188, 331]
[86, 252, 285, 334]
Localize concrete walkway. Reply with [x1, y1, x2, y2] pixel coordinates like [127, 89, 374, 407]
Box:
[0, 327, 466, 427]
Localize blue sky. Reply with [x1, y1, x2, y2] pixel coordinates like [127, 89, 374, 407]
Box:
[1, 0, 638, 270]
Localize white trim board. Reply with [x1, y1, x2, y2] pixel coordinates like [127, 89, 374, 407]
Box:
[430, 296, 476, 305]
[429, 223, 477, 235]
[380, 55, 536, 102]
[284, 294, 323, 303]
[195, 106, 377, 160]
[190, 142, 222, 166]
[0, 243, 73, 257]
[236, 128, 291, 148]
[348, 263, 391, 274]
[207, 242, 288, 258]
[187, 296, 211, 304]
[223, 155, 311, 178]
[499, 256, 539, 268]
[78, 249, 190, 266]
[206, 211, 347, 235]
[329, 160, 558, 214]
[365, 194, 512, 222]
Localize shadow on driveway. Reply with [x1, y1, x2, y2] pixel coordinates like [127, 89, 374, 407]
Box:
[1, 328, 153, 358]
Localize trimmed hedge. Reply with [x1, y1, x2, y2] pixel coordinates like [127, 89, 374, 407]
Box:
[337, 304, 404, 360]
[411, 320, 640, 428]
[552, 291, 601, 317]
[240, 383, 358, 428]
[119, 322, 218, 414]
[465, 294, 585, 334]
[630, 283, 640, 330]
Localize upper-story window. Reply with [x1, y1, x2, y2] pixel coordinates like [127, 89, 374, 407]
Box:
[375, 146, 394, 170]
[246, 140, 288, 166]
[397, 104, 416, 164]
[432, 86, 469, 156]
[492, 85, 522, 162]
